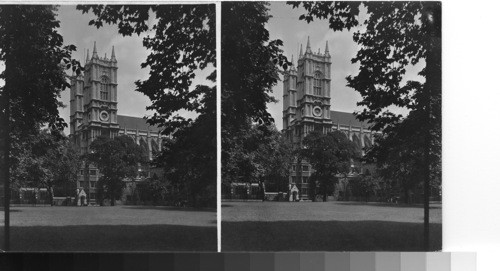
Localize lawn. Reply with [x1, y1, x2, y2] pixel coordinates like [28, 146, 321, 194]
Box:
[0, 205, 216, 252]
[222, 201, 442, 251]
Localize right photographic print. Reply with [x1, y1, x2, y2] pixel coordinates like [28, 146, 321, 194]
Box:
[221, 2, 442, 251]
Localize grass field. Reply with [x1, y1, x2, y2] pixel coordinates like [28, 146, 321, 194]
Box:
[0, 205, 216, 252]
[222, 201, 442, 251]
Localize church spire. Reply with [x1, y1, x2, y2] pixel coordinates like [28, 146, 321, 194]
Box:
[92, 41, 98, 59]
[305, 36, 312, 54]
[299, 44, 303, 58]
[111, 45, 116, 62]
[325, 40, 330, 56]
[86, 48, 90, 63]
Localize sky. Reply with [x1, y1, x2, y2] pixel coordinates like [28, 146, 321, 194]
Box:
[266, 2, 424, 130]
[56, 5, 213, 135]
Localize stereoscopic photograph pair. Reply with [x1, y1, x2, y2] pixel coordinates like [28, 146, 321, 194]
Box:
[0, 2, 441, 252]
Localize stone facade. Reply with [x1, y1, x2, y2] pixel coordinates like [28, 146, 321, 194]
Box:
[69, 42, 164, 204]
[282, 38, 376, 200]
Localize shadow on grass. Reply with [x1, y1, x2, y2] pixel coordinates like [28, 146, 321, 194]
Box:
[120, 205, 216, 212]
[334, 201, 442, 209]
[0, 208, 22, 212]
[222, 220, 441, 251]
[0, 224, 216, 252]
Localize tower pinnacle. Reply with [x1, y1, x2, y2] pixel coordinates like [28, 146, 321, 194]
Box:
[325, 41, 330, 56]
[111, 46, 116, 62]
[306, 36, 312, 54]
[86, 49, 90, 63]
[299, 44, 303, 58]
[92, 41, 98, 59]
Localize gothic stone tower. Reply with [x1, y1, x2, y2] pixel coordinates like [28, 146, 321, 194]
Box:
[283, 37, 332, 143]
[283, 37, 333, 199]
[70, 42, 119, 153]
[69, 42, 118, 202]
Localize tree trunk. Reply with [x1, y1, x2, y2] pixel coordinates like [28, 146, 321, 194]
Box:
[422, 2, 441, 251]
[1, 47, 12, 251]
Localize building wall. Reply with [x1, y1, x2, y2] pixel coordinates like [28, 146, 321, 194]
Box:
[69, 43, 165, 203]
[282, 38, 377, 200]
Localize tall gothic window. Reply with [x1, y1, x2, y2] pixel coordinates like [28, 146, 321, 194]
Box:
[100, 76, 109, 100]
[313, 72, 322, 95]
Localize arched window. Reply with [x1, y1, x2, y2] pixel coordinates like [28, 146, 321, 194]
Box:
[100, 76, 109, 100]
[313, 72, 322, 95]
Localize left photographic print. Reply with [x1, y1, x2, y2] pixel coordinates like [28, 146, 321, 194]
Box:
[0, 4, 216, 251]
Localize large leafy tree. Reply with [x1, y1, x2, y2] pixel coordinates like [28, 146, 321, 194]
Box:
[11, 130, 81, 203]
[289, 1, 441, 249]
[88, 135, 147, 206]
[0, 5, 81, 250]
[221, 1, 289, 129]
[223, 123, 294, 197]
[221, 2, 291, 191]
[300, 131, 359, 202]
[155, 89, 216, 208]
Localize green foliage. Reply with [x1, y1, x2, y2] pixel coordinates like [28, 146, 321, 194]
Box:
[10, 130, 81, 199]
[300, 131, 359, 201]
[0, 5, 82, 133]
[137, 175, 167, 204]
[288, 1, 360, 31]
[154, 91, 216, 207]
[77, 4, 215, 134]
[88, 135, 147, 205]
[221, 2, 290, 129]
[221, 2, 292, 197]
[223, 123, 294, 193]
[349, 174, 380, 202]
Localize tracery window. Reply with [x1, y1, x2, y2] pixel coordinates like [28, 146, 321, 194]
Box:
[100, 76, 109, 100]
[313, 72, 322, 95]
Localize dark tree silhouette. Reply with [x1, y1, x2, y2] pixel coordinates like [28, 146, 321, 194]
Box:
[221, 2, 291, 194]
[0, 5, 81, 250]
[300, 131, 358, 202]
[11, 130, 81, 204]
[87, 135, 147, 206]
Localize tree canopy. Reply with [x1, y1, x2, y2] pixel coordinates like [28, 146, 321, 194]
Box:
[221, 2, 292, 196]
[0, 5, 82, 250]
[221, 2, 289, 130]
[11, 130, 81, 202]
[300, 130, 359, 201]
[154, 91, 216, 207]
[223, 122, 294, 193]
[87, 135, 147, 205]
